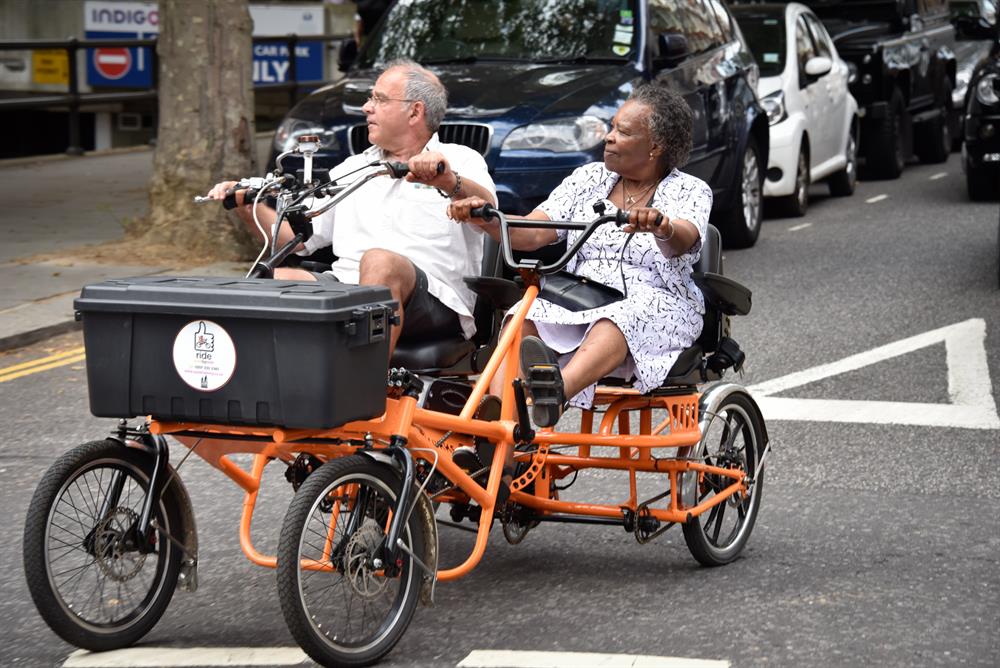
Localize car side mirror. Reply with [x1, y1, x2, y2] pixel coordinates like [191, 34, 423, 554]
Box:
[805, 56, 833, 78]
[337, 37, 358, 72]
[656, 33, 690, 66]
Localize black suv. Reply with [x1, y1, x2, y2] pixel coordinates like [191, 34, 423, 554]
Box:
[795, 0, 958, 178]
[272, 0, 769, 248]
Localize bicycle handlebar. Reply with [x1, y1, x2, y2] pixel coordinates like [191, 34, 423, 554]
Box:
[469, 204, 634, 275]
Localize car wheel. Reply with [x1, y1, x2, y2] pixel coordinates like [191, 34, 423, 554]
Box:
[717, 137, 763, 248]
[967, 165, 997, 201]
[863, 88, 906, 179]
[828, 126, 858, 197]
[916, 77, 952, 164]
[778, 143, 809, 217]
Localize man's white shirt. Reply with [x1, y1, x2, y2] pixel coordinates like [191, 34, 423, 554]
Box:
[301, 134, 496, 339]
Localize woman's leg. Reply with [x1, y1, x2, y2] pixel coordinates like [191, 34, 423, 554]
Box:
[488, 319, 539, 398]
[560, 319, 628, 399]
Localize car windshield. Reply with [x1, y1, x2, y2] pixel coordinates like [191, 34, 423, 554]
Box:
[734, 15, 786, 77]
[356, 0, 640, 67]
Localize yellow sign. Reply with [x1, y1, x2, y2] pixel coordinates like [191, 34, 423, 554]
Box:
[33, 49, 68, 85]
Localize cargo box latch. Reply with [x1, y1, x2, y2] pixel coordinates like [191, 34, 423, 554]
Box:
[348, 305, 389, 344]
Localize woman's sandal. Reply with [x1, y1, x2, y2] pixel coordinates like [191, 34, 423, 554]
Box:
[519, 335, 566, 428]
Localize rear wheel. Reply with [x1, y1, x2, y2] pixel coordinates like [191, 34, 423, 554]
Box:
[22, 440, 183, 651]
[717, 137, 763, 248]
[682, 393, 765, 566]
[277, 455, 426, 667]
[916, 78, 953, 164]
[828, 126, 858, 197]
[863, 89, 906, 179]
[778, 144, 809, 216]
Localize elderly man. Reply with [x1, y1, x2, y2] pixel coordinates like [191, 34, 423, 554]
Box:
[207, 60, 497, 354]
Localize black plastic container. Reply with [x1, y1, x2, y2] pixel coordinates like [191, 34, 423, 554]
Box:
[74, 276, 397, 429]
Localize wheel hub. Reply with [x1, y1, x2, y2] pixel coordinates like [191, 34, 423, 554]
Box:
[344, 519, 390, 598]
[93, 507, 147, 582]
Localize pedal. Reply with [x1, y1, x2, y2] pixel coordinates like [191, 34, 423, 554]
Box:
[524, 364, 564, 428]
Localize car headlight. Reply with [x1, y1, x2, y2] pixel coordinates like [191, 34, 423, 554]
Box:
[976, 74, 1000, 107]
[760, 90, 787, 126]
[273, 117, 337, 153]
[501, 116, 608, 152]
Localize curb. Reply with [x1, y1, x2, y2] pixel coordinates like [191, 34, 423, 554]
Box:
[0, 320, 83, 353]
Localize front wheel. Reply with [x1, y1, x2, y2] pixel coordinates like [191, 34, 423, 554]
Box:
[777, 144, 809, 217]
[277, 455, 426, 667]
[828, 127, 858, 197]
[22, 440, 184, 651]
[717, 137, 763, 248]
[682, 392, 765, 566]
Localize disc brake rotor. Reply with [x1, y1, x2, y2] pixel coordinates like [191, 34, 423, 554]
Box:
[93, 507, 147, 582]
[344, 518, 390, 598]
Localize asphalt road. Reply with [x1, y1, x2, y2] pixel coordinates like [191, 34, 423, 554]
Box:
[1, 154, 998, 667]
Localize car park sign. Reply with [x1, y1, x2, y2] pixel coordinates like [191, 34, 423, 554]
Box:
[83, 1, 324, 88]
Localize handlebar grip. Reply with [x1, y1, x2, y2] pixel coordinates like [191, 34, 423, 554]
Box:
[470, 204, 499, 221]
[222, 189, 239, 210]
[385, 161, 446, 179]
[614, 209, 630, 226]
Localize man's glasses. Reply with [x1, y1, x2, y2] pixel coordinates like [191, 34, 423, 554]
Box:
[366, 92, 416, 106]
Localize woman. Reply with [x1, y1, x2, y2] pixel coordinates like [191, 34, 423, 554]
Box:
[448, 85, 712, 427]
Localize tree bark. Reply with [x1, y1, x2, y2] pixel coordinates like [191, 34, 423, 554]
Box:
[142, 0, 257, 259]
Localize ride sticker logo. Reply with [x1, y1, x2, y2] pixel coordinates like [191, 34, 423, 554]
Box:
[172, 320, 236, 392]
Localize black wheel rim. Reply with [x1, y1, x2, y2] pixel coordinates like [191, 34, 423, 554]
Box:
[44, 460, 170, 633]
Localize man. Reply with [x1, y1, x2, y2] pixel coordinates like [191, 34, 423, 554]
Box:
[207, 60, 497, 355]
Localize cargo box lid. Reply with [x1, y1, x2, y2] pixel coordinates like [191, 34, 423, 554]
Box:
[74, 276, 397, 322]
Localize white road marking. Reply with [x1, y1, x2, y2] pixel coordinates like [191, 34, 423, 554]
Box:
[458, 651, 729, 668]
[64, 647, 309, 667]
[788, 223, 812, 232]
[749, 319, 999, 429]
[865, 194, 889, 203]
[930, 172, 948, 180]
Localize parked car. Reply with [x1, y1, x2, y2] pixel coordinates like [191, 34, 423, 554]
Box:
[731, 2, 859, 216]
[952, 0, 998, 148]
[795, 0, 958, 179]
[271, 0, 770, 248]
[962, 26, 1000, 199]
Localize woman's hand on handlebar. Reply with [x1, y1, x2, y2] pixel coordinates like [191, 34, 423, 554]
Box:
[620, 206, 668, 237]
[405, 151, 452, 189]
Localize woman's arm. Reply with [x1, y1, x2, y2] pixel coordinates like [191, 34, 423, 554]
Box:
[447, 196, 559, 251]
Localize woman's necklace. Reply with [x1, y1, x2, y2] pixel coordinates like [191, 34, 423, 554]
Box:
[621, 178, 657, 210]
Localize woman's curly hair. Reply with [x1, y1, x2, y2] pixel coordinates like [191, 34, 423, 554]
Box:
[627, 84, 693, 172]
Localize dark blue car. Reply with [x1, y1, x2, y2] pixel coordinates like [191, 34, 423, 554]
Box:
[272, 0, 768, 248]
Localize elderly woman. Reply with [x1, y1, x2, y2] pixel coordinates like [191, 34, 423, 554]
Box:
[448, 85, 712, 428]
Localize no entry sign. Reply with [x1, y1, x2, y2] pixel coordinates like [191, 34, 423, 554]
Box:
[93, 47, 132, 80]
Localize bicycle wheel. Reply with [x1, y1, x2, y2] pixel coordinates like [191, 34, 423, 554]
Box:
[681, 392, 765, 566]
[277, 455, 426, 667]
[22, 439, 183, 650]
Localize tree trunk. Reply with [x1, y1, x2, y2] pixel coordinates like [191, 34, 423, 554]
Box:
[142, 0, 257, 260]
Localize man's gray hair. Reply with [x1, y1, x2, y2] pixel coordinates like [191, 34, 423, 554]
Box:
[384, 59, 448, 132]
[627, 84, 693, 171]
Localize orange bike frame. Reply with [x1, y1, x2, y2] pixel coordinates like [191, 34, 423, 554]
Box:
[151, 282, 747, 581]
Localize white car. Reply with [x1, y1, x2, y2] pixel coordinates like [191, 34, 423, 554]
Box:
[731, 2, 860, 216]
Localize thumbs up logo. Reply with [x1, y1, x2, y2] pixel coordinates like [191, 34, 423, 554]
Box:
[194, 321, 215, 352]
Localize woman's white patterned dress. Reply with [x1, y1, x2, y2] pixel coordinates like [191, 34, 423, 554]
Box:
[514, 161, 713, 409]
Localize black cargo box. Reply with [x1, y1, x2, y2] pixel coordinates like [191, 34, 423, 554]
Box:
[74, 276, 397, 429]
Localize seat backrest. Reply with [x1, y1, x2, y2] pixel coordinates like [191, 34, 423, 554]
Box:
[471, 235, 503, 345]
[695, 224, 725, 353]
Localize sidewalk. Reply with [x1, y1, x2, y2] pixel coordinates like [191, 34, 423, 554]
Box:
[0, 139, 273, 351]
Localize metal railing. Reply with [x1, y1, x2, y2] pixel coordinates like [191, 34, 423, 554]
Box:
[0, 34, 348, 155]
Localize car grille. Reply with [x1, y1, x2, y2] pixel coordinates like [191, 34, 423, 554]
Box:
[349, 122, 492, 156]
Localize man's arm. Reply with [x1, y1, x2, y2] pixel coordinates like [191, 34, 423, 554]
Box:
[204, 181, 301, 249]
[405, 151, 498, 206]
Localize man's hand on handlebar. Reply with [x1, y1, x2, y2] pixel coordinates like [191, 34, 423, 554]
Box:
[405, 151, 452, 190]
[205, 181, 248, 209]
[447, 196, 495, 229]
